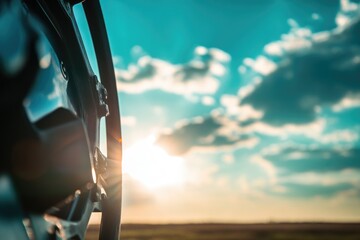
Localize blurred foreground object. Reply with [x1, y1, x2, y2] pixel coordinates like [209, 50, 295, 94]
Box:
[0, 0, 122, 239]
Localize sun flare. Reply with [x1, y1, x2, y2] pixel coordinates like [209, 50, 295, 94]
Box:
[123, 135, 185, 189]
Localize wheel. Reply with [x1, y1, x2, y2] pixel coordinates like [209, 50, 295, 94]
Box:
[0, 0, 122, 239]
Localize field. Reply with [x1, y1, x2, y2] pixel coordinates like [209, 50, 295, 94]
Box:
[85, 222, 360, 240]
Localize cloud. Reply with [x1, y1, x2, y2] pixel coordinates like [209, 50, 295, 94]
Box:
[116, 46, 230, 96]
[336, 0, 360, 28]
[262, 19, 313, 57]
[156, 115, 258, 155]
[236, 163, 360, 199]
[221, 94, 264, 122]
[201, 96, 215, 106]
[236, 175, 268, 198]
[241, 118, 326, 138]
[243, 56, 277, 75]
[272, 182, 355, 198]
[315, 129, 359, 144]
[154, 3, 360, 157]
[239, 14, 360, 126]
[253, 142, 360, 199]
[251, 155, 277, 184]
[280, 169, 360, 187]
[264, 147, 360, 174]
[332, 94, 360, 111]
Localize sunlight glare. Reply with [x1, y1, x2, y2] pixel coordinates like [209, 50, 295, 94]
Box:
[123, 135, 185, 189]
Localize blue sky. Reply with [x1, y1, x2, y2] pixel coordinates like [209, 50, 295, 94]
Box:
[76, 0, 360, 223]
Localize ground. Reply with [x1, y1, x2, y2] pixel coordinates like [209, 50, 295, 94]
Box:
[85, 223, 360, 240]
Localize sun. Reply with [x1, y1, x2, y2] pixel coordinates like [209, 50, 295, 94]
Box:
[123, 135, 185, 189]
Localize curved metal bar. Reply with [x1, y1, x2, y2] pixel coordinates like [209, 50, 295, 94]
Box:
[83, 1, 123, 239]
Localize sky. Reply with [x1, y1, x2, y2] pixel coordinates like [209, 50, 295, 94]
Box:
[75, 0, 360, 223]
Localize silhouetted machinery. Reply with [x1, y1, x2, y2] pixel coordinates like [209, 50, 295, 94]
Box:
[0, 0, 122, 239]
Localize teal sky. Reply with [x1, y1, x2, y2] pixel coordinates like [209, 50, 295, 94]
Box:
[76, 0, 360, 223]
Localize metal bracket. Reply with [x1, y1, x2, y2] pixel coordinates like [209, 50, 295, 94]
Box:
[94, 147, 107, 175]
[91, 75, 109, 118]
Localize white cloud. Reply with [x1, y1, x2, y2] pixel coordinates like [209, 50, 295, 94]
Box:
[192, 136, 259, 153]
[336, 0, 360, 28]
[214, 114, 241, 136]
[243, 56, 277, 75]
[116, 46, 230, 96]
[277, 151, 308, 160]
[242, 118, 326, 138]
[264, 42, 283, 56]
[340, 0, 358, 12]
[263, 19, 313, 56]
[332, 94, 360, 112]
[220, 94, 239, 113]
[280, 169, 360, 187]
[195, 46, 208, 55]
[208, 48, 231, 62]
[311, 31, 331, 43]
[238, 8, 360, 128]
[156, 113, 259, 155]
[238, 77, 262, 100]
[156, 1, 360, 159]
[251, 155, 277, 184]
[260, 143, 286, 156]
[237, 105, 264, 122]
[201, 96, 215, 106]
[220, 94, 264, 120]
[315, 129, 359, 144]
[337, 13, 352, 27]
[261, 4, 359, 60]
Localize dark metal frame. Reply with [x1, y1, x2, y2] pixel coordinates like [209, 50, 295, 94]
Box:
[14, 0, 123, 239]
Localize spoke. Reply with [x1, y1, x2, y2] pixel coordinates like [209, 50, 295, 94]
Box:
[99, 158, 122, 200]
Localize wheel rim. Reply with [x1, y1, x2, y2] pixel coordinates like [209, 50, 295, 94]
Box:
[82, 1, 123, 239]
